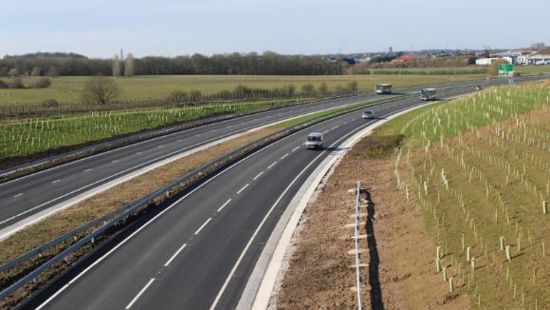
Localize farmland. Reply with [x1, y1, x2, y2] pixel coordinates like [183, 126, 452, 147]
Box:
[0, 74, 475, 107]
[374, 82, 550, 308]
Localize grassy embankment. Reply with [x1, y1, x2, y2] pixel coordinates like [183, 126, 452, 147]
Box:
[0, 74, 475, 106]
[372, 82, 550, 308]
[0, 99, 301, 163]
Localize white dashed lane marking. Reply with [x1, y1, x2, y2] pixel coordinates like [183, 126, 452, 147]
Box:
[253, 171, 264, 181]
[217, 199, 232, 212]
[236, 183, 249, 195]
[164, 243, 187, 267]
[194, 218, 212, 235]
[125, 278, 156, 309]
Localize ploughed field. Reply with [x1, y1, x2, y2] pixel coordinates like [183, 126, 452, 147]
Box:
[382, 81, 550, 308]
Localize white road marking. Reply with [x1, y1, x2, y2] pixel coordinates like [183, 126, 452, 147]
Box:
[84, 168, 92, 172]
[164, 243, 187, 267]
[291, 146, 300, 152]
[280, 153, 289, 160]
[267, 162, 277, 169]
[13, 193, 23, 198]
[157, 145, 163, 148]
[331, 125, 339, 130]
[194, 218, 212, 235]
[36, 284, 70, 310]
[112, 159, 119, 163]
[135, 152, 143, 155]
[217, 199, 232, 212]
[236, 183, 249, 195]
[209, 118, 373, 310]
[51, 179, 61, 184]
[33, 128, 311, 309]
[125, 278, 156, 309]
[322, 130, 329, 134]
[253, 171, 264, 181]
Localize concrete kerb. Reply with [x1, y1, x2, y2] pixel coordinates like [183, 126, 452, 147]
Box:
[237, 99, 443, 310]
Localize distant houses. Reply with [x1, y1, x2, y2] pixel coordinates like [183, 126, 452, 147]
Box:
[475, 51, 550, 66]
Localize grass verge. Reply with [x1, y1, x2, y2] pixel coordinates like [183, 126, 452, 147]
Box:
[376, 81, 550, 308]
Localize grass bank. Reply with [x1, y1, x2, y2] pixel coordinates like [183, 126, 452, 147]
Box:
[373, 81, 550, 308]
[0, 99, 301, 163]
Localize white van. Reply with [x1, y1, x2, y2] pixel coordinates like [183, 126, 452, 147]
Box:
[305, 132, 323, 150]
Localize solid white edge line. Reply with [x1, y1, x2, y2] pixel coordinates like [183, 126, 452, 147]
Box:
[252, 171, 264, 181]
[243, 99, 446, 310]
[236, 183, 249, 195]
[33, 126, 305, 309]
[164, 243, 188, 267]
[35, 284, 70, 310]
[208, 125, 359, 310]
[194, 218, 212, 235]
[217, 199, 232, 212]
[125, 278, 156, 310]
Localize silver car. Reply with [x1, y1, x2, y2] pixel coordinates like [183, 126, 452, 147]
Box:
[305, 132, 323, 150]
[362, 110, 374, 119]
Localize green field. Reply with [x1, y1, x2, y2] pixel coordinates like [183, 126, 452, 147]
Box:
[367, 67, 488, 75]
[516, 65, 550, 74]
[0, 75, 475, 106]
[373, 82, 550, 308]
[0, 99, 302, 162]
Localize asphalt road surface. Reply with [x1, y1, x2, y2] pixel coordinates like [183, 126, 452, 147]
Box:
[0, 78, 492, 234]
[21, 83, 499, 309]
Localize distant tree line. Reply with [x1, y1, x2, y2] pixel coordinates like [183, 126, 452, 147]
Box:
[0, 52, 344, 77]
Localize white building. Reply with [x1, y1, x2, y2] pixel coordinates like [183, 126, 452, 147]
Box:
[475, 57, 512, 66]
[527, 54, 550, 65]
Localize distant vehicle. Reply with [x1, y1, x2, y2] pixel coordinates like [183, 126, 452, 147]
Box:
[305, 132, 323, 150]
[375, 83, 392, 94]
[420, 88, 437, 100]
[475, 85, 483, 91]
[362, 110, 374, 119]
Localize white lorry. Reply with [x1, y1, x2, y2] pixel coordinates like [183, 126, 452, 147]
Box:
[375, 83, 392, 94]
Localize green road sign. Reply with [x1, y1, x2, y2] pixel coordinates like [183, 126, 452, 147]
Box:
[498, 63, 514, 76]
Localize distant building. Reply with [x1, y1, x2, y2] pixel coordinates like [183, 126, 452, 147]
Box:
[475, 57, 512, 66]
[517, 54, 550, 65]
[392, 54, 418, 63]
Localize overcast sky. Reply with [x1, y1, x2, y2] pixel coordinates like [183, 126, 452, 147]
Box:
[1, 0, 548, 58]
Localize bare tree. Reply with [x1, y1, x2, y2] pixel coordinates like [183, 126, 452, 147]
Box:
[8, 68, 20, 77]
[112, 55, 121, 77]
[318, 82, 328, 95]
[124, 53, 135, 77]
[47, 66, 60, 78]
[31, 67, 42, 76]
[81, 76, 120, 105]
